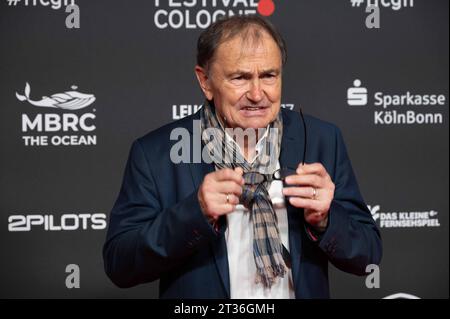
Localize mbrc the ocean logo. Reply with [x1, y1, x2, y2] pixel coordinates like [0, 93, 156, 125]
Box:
[17, 82, 98, 147]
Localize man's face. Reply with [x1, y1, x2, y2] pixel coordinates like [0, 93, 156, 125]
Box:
[196, 30, 282, 130]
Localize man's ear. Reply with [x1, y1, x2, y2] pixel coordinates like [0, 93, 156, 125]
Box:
[194, 65, 213, 101]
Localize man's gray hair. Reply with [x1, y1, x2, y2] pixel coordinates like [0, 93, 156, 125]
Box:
[196, 15, 287, 72]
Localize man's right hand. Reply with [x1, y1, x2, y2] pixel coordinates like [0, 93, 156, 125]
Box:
[198, 167, 244, 223]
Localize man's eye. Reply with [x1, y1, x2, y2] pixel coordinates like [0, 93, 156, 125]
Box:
[230, 76, 246, 84]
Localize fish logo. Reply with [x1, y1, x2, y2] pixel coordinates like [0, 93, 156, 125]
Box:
[16, 83, 96, 111]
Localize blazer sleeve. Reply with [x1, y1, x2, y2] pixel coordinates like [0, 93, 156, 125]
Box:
[316, 127, 383, 276]
[103, 139, 220, 288]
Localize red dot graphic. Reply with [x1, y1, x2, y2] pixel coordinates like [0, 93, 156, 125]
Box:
[257, 0, 276, 17]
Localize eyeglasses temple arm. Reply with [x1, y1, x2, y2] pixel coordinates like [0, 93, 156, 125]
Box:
[299, 107, 307, 166]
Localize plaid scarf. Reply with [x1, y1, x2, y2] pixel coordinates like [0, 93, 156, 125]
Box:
[200, 101, 288, 288]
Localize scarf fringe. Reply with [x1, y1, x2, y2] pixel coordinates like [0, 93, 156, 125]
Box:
[255, 263, 287, 288]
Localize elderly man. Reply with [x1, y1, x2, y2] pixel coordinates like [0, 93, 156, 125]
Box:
[103, 15, 382, 299]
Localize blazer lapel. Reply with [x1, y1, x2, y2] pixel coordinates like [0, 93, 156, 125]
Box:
[280, 109, 305, 295]
[186, 112, 231, 298]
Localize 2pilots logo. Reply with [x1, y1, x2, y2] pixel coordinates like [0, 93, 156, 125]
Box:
[16, 82, 98, 147]
[153, 0, 276, 30]
[8, 213, 107, 232]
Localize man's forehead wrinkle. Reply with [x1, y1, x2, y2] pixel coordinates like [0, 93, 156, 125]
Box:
[225, 38, 271, 67]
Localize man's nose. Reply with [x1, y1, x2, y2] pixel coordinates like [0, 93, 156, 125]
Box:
[246, 79, 264, 103]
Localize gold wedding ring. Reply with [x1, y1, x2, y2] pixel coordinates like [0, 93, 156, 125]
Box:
[312, 187, 317, 200]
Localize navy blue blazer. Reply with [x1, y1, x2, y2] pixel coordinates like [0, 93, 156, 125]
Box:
[103, 108, 382, 298]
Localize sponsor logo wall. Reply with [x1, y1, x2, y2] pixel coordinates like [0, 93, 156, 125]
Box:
[0, 0, 448, 298]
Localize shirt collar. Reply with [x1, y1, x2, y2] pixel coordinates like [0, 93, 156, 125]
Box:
[223, 125, 270, 164]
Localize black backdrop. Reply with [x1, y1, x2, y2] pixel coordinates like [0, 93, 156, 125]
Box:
[0, 0, 448, 298]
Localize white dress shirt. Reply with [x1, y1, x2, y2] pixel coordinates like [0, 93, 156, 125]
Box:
[222, 129, 295, 299]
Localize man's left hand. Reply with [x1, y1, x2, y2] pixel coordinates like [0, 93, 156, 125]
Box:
[282, 163, 335, 231]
